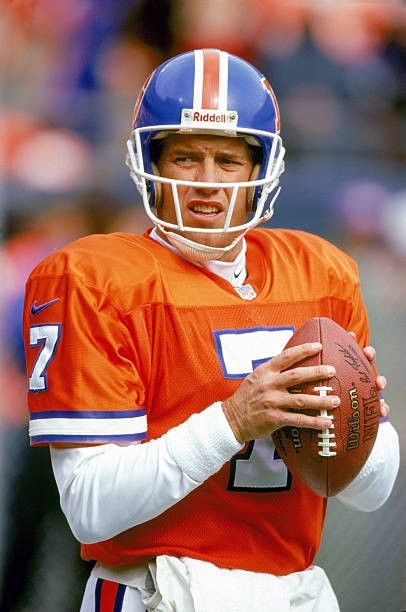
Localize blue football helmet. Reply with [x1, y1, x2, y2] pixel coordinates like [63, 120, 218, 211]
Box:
[126, 48, 285, 240]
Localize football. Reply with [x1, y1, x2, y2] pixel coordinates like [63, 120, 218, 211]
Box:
[272, 317, 380, 497]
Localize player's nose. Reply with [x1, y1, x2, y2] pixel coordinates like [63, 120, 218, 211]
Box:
[194, 158, 221, 188]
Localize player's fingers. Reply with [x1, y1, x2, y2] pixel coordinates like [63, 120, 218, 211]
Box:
[276, 409, 333, 431]
[380, 398, 390, 418]
[279, 391, 340, 412]
[268, 342, 322, 372]
[277, 364, 336, 390]
[363, 345, 376, 364]
[376, 374, 387, 391]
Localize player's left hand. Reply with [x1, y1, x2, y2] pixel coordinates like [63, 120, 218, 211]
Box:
[363, 344, 389, 418]
[349, 332, 389, 418]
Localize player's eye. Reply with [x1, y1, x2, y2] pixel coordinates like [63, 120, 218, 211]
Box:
[217, 156, 244, 169]
[172, 154, 198, 166]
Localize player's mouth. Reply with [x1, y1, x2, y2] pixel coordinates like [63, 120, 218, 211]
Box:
[191, 204, 219, 214]
[187, 201, 224, 220]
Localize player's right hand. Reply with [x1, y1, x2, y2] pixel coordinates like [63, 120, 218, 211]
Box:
[221, 342, 339, 444]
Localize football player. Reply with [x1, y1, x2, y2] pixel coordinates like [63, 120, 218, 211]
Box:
[24, 49, 399, 611]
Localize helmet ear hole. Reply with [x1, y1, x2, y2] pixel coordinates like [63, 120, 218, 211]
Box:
[151, 163, 162, 207]
[247, 164, 260, 211]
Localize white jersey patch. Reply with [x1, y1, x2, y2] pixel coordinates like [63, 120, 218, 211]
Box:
[234, 284, 257, 300]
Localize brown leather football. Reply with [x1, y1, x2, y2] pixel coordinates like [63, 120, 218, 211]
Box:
[272, 317, 380, 497]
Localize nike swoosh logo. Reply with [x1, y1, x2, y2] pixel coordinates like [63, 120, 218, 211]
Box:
[31, 298, 60, 316]
[234, 269, 243, 279]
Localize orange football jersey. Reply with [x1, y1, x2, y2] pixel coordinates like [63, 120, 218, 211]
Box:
[24, 227, 370, 575]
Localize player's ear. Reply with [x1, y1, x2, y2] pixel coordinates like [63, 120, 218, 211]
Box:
[246, 164, 260, 211]
[151, 163, 162, 207]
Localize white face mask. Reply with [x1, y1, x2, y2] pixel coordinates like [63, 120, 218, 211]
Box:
[126, 127, 285, 261]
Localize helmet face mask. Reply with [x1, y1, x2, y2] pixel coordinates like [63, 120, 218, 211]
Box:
[126, 49, 285, 238]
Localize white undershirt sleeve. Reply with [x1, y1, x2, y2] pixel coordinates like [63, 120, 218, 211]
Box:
[51, 402, 399, 545]
[335, 421, 399, 511]
[50, 402, 243, 544]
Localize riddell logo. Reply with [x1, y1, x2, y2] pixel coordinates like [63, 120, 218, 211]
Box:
[193, 111, 226, 123]
[181, 108, 238, 128]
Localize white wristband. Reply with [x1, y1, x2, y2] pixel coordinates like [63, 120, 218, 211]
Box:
[167, 402, 244, 482]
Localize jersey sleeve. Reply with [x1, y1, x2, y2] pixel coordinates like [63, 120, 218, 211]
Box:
[324, 242, 371, 349]
[24, 269, 148, 446]
[345, 268, 370, 348]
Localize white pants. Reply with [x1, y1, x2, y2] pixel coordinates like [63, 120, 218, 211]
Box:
[80, 574, 145, 611]
[80, 556, 340, 611]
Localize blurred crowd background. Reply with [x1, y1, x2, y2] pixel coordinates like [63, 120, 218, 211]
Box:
[0, 1, 405, 610]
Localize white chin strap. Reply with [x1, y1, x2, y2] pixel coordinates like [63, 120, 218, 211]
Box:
[159, 227, 247, 262]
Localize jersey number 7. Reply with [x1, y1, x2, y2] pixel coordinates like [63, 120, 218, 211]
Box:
[28, 324, 62, 392]
[213, 326, 294, 492]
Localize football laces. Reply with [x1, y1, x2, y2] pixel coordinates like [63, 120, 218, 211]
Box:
[314, 386, 337, 457]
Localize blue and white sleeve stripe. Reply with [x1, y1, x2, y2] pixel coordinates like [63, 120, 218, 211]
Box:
[29, 409, 147, 444]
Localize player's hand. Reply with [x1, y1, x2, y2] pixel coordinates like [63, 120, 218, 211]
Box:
[363, 344, 389, 418]
[222, 342, 339, 444]
[348, 332, 389, 419]
[349, 332, 390, 417]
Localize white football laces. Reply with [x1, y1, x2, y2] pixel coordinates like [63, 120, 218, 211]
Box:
[314, 385, 337, 457]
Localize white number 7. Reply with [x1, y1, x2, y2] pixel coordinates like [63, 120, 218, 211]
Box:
[213, 326, 294, 491]
[28, 324, 61, 391]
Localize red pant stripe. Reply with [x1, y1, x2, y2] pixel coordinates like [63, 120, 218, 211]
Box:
[95, 578, 126, 612]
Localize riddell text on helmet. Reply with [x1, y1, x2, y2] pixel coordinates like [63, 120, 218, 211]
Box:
[181, 108, 238, 128]
[193, 111, 227, 122]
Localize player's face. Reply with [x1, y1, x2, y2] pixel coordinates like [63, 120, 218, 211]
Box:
[155, 134, 255, 258]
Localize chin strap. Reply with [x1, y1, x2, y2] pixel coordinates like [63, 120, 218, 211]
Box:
[158, 227, 248, 263]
